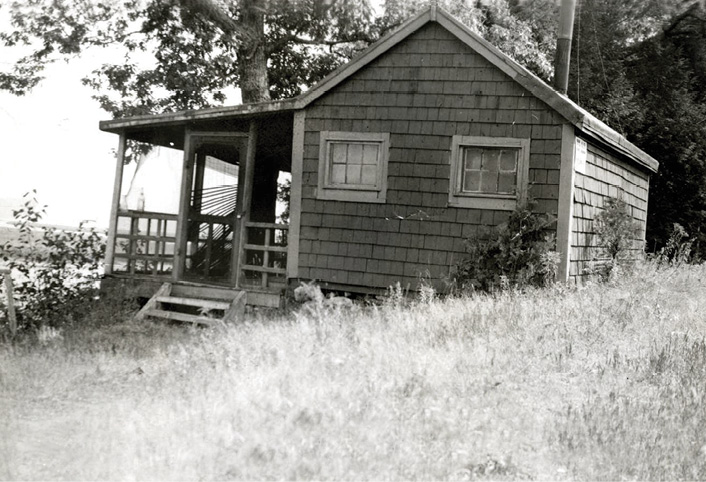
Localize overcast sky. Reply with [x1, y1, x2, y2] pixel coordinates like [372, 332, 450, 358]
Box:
[0, 50, 118, 228]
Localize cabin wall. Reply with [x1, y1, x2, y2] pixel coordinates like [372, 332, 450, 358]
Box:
[298, 23, 566, 291]
[570, 141, 651, 282]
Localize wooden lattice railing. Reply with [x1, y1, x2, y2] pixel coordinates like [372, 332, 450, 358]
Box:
[241, 222, 288, 289]
[112, 210, 178, 278]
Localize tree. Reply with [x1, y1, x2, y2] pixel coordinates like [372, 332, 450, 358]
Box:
[564, 0, 706, 257]
[1, 0, 564, 117]
[0, 0, 378, 115]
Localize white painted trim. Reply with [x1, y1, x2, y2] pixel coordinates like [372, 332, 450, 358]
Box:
[448, 135, 530, 211]
[287, 111, 305, 279]
[556, 124, 577, 283]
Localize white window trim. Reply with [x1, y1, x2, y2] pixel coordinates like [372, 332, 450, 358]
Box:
[449, 135, 530, 211]
[317, 131, 390, 203]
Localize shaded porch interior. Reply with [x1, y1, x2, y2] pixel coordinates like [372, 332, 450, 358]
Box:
[104, 111, 295, 295]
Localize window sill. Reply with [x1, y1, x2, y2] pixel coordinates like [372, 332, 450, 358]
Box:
[317, 188, 387, 203]
[448, 195, 518, 211]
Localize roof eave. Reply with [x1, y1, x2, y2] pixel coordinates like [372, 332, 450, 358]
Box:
[580, 114, 659, 172]
[99, 98, 299, 133]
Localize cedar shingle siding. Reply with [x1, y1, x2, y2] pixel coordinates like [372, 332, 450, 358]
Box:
[299, 23, 564, 290]
[570, 142, 651, 281]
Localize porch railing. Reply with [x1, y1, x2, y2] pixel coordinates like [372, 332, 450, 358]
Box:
[112, 210, 177, 278]
[241, 222, 288, 289]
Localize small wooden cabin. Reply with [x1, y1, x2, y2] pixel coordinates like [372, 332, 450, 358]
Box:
[99, 6, 658, 317]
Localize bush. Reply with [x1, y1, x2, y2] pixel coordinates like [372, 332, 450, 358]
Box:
[451, 204, 559, 292]
[591, 197, 641, 278]
[1, 191, 106, 330]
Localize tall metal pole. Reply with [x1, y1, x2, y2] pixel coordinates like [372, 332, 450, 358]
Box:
[553, 0, 577, 95]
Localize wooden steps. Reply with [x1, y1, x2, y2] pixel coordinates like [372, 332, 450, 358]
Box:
[135, 282, 246, 326]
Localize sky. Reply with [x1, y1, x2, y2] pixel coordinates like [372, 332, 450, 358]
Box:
[0, 52, 118, 228]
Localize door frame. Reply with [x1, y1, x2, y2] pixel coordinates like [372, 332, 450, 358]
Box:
[173, 130, 250, 287]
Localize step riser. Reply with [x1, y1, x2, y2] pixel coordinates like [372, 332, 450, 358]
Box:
[147, 309, 215, 326]
[171, 284, 240, 301]
[155, 296, 230, 311]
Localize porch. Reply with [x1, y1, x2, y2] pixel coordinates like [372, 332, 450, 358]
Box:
[100, 107, 299, 310]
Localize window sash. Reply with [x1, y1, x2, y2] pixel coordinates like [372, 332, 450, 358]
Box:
[317, 131, 390, 203]
[449, 136, 530, 210]
[327, 141, 381, 189]
[460, 146, 519, 195]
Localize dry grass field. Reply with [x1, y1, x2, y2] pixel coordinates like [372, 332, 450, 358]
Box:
[1, 261, 705, 480]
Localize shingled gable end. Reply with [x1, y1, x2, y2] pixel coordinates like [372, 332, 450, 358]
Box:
[99, 7, 659, 309]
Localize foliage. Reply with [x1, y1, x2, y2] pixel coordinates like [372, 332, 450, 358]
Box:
[655, 223, 694, 266]
[0, 0, 378, 111]
[379, 0, 558, 80]
[566, 0, 706, 257]
[0, 192, 106, 330]
[451, 204, 558, 292]
[276, 175, 291, 225]
[593, 197, 641, 263]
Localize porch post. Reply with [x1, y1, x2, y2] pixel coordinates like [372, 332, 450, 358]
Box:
[234, 120, 258, 288]
[173, 132, 195, 281]
[104, 133, 127, 275]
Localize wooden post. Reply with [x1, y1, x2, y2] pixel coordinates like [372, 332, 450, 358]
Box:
[104, 134, 127, 275]
[235, 120, 258, 288]
[231, 139, 249, 286]
[174, 132, 195, 281]
[286, 110, 305, 280]
[1, 269, 17, 337]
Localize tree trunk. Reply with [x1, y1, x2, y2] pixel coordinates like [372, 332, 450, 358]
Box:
[238, 0, 270, 103]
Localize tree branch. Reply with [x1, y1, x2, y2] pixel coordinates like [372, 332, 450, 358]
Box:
[266, 32, 375, 55]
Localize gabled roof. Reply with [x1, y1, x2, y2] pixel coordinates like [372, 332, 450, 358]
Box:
[100, 6, 658, 172]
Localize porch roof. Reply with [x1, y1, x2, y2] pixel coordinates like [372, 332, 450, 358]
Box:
[100, 6, 658, 173]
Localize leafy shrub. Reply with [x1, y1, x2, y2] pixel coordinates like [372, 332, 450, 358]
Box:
[591, 197, 641, 278]
[655, 223, 693, 266]
[0, 192, 106, 330]
[451, 204, 559, 292]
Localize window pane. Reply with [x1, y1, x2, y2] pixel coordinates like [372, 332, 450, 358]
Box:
[481, 150, 499, 175]
[361, 165, 377, 186]
[464, 148, 482, 170]
[499, 149, 517, 171]
[346, 164, 362, 184]
[480, 170, 498, 192]
[348, 143, 363, 165]
[362, 144, 379, 165]
[331, 164, 346, 184]
[498, 172, 517, 193]
[463, 171, 481, 192]
[331, 143, 348, 164]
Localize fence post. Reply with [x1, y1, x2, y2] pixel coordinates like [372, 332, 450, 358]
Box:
[1, 269, 17, 336]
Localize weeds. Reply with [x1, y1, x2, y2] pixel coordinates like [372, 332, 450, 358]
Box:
[0, 260, 704, 480]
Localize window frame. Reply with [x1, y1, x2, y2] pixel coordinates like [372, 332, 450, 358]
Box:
[449, 135, 530, 210]
[317, 131, 390, 203]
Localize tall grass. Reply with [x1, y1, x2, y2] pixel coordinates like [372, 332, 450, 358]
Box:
[1, 261, 705, 480]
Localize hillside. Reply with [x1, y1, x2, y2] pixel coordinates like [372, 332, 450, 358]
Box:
[1, 261, 705, 480]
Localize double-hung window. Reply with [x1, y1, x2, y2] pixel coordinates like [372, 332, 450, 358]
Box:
[449, 136, 530, 210]
[317, 131, 390, 203]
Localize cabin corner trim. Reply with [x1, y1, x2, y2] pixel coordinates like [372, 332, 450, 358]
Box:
[557, 123, 577, 283]
[287, 111, 306, 279]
